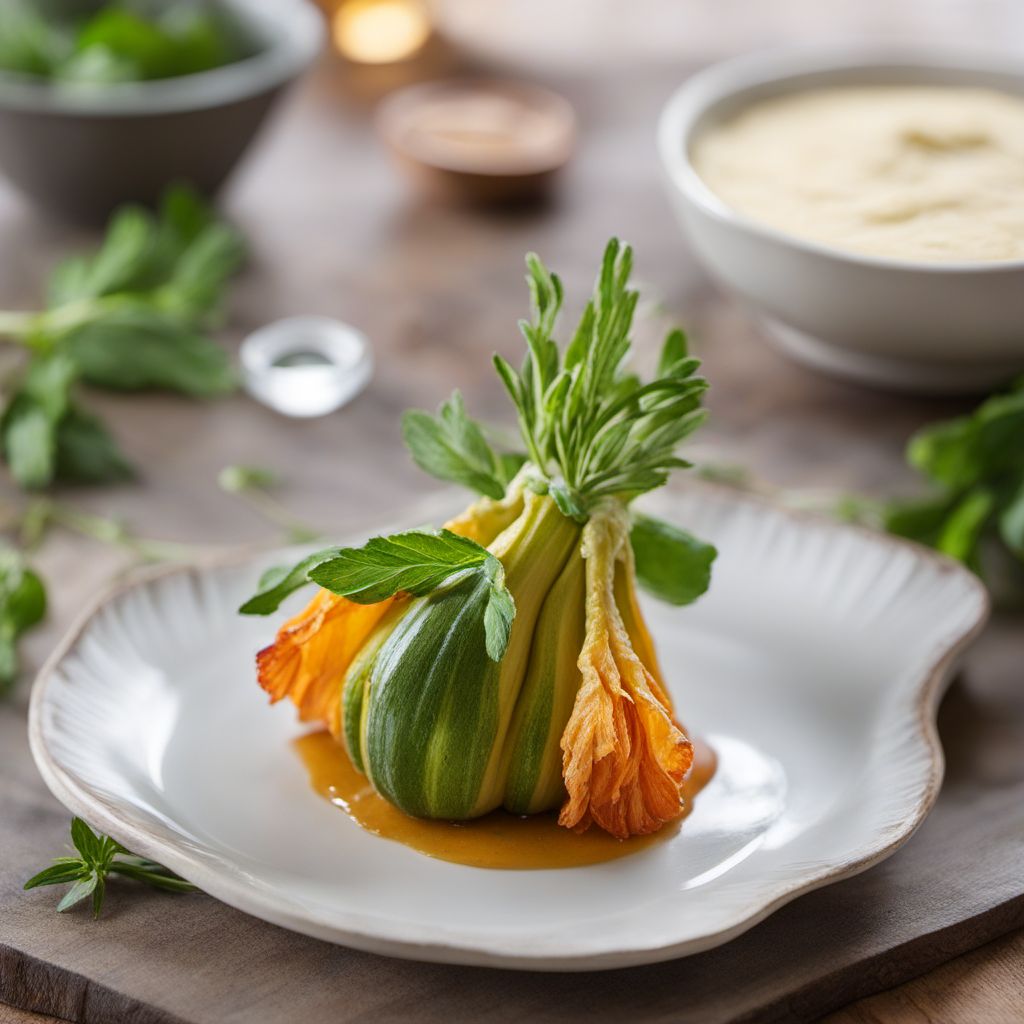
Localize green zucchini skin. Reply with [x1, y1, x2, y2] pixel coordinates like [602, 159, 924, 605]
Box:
[501, 549, 586, 815]
[341, 601, 409, 773]
[360, 492, 581, 820]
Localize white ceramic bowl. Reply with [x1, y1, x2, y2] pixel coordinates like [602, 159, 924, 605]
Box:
[658, 50, 1024, 393]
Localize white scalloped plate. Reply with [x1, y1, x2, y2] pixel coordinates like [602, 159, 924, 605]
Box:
[29, 486, 988, 970]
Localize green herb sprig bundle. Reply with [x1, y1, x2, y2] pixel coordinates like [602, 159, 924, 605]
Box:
[0, 185, 245, 490]
[884, 378, 1024, 578]
[244, 240, 717, 840]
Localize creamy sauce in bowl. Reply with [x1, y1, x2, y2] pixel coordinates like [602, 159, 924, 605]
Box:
[692, 86, 1024, 263]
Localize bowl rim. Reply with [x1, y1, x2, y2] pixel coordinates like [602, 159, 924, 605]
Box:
[657, 46, 1024, 275]
[0, 0, 324, 117]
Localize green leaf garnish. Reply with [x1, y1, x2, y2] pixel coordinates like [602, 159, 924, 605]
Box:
[630, 514, 717, 606]
[490, 238, 708, 520]
[245, 531, 518, 661]
[242, 239, 713, 667]
[238, 548, 344, 616]
[402, 392, 515, 500]
[482, 556, 516, 662]
[24, 817, 198, 919]
[310, 530, 494, 601]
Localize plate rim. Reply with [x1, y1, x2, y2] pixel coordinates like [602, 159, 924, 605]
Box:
[27, 486, 991, 971]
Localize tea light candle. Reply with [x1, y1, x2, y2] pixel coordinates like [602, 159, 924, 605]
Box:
[332, 0, 432, 64]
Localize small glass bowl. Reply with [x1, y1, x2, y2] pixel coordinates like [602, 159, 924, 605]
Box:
[240, 315, 373, 418]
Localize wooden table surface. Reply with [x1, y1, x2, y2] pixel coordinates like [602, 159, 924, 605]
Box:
[2, 14, 1024, 1024]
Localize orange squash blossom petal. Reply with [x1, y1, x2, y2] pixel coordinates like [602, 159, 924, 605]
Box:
[559, 506, 693, 839]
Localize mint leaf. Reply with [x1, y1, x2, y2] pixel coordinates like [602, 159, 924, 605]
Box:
[65, 307, 236, 397]
[937, 488, 997, 566]
[2, 396, 56, 489]
[238, 548, 344, 616]
[309, 529, 493, 603]
[54, 408, 134, 484]
[999, 474, 1024, 557]
[55, 206, 154, 303]
[402, 392, 509, 499]
[908, 389, 1024, 490]
[630, 514, 717, 606]
[0, 546, 46, 692]
[884, 493, 956, 547]
[158, 223, 246, 321]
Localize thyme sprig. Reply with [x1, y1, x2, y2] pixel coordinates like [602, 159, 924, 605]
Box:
[24, 818, 198, 919]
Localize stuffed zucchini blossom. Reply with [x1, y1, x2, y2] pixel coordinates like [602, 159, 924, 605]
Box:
[242, 240, 716, 839]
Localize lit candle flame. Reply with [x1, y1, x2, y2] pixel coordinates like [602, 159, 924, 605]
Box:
[333, 0, 431, 64]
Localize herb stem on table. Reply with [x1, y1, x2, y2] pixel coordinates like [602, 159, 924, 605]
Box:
[218, 465, 322, 544]
[24, 818, 198, 919]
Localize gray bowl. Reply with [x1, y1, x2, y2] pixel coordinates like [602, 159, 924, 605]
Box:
[0, 0, 323, 221]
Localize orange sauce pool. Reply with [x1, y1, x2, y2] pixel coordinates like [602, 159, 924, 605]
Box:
[295, 731, 717, 869]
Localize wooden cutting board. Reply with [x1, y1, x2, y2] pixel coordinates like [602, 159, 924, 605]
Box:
[1, 51, 1023, 1024]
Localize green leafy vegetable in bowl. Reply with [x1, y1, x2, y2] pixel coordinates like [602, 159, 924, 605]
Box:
[0, 1, 253, 85]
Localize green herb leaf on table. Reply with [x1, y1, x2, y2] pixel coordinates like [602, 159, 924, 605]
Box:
[884, 379, 1024, 579]
[0, 185, 245, 490]
[999, 474, 1024, 557]
[64, 307, 237, 397]
[24, 817, 198, 918]
[630, 514, 717, 606]
[53, 408, 134, 484]
[0, 546, 46, 693]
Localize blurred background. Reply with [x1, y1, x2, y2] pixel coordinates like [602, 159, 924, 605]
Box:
[2, 6, 1024, 1020]
[0, 0, 1023, 609]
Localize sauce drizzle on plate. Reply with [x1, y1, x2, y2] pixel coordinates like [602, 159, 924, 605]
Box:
[295, 730, 716, 869]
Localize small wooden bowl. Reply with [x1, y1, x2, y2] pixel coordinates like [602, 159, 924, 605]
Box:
[375, 78, 576, 204]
